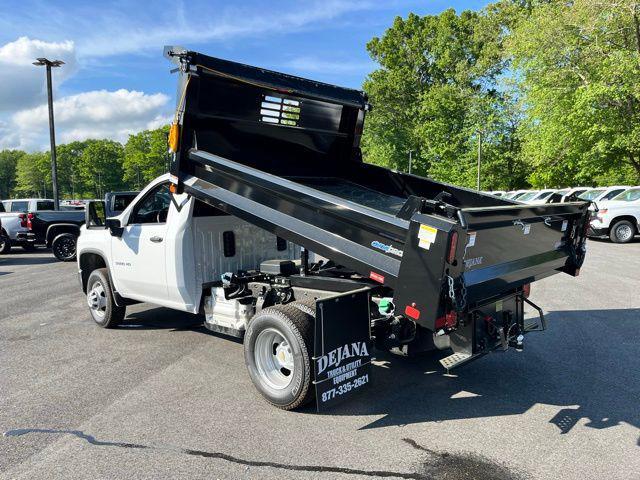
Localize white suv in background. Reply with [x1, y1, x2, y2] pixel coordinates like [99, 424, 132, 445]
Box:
[579, 186, 631, 204]
[589, 187, 640, 243]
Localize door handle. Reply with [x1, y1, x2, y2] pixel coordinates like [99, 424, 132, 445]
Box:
[150, 236, 163, 243]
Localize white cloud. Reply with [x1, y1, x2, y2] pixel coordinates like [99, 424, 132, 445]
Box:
[7, 89, 170, 150]
[0, 37, 77, 112]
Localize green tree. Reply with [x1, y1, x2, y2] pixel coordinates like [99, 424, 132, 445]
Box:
[508, 0, 640, 186]
[15, 152, 51, 197]
[361, 9, 525, 189]
[0, 150, 24, 198]
[78, 140, 125, 198]
[57, 141, 91, 198]
[123, 126, 169, 189]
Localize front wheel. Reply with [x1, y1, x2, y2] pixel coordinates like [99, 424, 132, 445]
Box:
[52, 233, 78, 261]
[0, 234, 10, 254]
[609, 220, 636, 243]
[244, 304, 315, 410]
[86, 268, 126, 328]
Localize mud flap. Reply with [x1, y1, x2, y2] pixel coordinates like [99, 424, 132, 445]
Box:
[313, 287, 373, 412]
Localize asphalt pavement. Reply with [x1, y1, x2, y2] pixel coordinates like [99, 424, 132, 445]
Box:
[1, 239, 639, 479]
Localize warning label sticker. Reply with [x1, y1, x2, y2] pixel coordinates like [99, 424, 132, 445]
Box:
[418, 224, 438, 250]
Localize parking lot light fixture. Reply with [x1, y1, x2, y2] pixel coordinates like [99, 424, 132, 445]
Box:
[33, 58, 64, 210]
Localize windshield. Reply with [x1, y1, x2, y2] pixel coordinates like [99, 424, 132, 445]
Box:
[579, 189, 605, 200]
[535, 191, 555, 200]
[612, 188, 640, 202]
[517, 191, 539, 201]
[511, 192, 528, 200]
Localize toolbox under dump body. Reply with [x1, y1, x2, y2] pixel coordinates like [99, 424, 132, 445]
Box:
[165, 46, 589, 342]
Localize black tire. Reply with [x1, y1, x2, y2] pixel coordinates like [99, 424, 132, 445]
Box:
[609, 220, 636, 244]
[244, 304, 315, 410]
[290, 298, 317, 318]
[0, 233, 10, 254]
[21, 243, 36, 252]
[52, 233, 78, 261]
[86, 268, 126, 328]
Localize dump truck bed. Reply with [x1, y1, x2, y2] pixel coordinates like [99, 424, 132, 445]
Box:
[166, 47, 590, 331]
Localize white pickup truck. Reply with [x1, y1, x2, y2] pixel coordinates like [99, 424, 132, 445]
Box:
[77, 175, 316, 408]
[588, 187, 640, 243]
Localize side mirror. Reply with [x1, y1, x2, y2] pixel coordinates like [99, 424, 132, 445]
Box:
[85, 200, 106, 229]
[105, 218, 124, 237]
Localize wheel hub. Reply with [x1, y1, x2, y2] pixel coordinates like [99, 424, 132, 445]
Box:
[87, 282, 107, 317]
[55, 237, 75, 259]
[254, 328, 295, 390]
[617, 224, 632, 241]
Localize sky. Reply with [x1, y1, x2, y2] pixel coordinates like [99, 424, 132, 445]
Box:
[0, 0, 489, 151]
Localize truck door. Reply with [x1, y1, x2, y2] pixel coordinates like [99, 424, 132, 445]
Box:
[111, 183, 170, 302]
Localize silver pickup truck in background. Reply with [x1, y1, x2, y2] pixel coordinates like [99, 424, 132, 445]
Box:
[0, 199, 55, 253]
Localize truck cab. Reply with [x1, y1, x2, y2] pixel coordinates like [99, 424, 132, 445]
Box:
[79, 175, 298, 312]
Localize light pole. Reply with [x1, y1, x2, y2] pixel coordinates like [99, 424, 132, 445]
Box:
[408, 149, 413, 175]
[476, 130, 482, 191]
[33, 57, 64, 210]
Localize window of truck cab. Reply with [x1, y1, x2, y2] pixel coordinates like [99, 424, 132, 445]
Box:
[10, 201, 28, 212]
[37, 200, 55, 210]
[129, 183, 171, 224]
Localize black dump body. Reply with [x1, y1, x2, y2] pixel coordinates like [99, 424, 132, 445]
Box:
[166, 47, 590, 332]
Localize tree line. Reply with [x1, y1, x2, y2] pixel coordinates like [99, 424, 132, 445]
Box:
[0, 126, 169, 200]
[3, 1, 640, 198]
[362, 0, 640, 189]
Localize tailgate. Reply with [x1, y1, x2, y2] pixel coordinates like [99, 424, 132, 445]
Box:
[458, 202, 589, 303]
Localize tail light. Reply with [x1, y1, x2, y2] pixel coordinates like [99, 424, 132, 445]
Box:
[27, 213, 34, 230]
[447, 231, 458, 264]
[523, 283, 531, 298]
[18, 213, 27, 228]
[435, 311, 457, 330]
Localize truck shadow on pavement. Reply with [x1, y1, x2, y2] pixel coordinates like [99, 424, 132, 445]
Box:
[331, 308, 640, 445]
[120, 307, 206, 332]
[0, 254, 58, 267]
[118, 305, 640, 445]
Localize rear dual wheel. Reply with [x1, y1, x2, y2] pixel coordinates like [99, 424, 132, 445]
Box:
[244, 304, 315, 410]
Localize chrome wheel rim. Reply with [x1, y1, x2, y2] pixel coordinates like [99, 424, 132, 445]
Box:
[254, 328, 294, 390]
[87, 281, 107, 318]
[616, 224, 633, 241]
